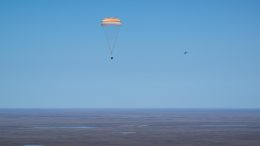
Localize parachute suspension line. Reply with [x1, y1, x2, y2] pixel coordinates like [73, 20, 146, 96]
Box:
[102, 26, 121, 58]
[102, 27, 111, 55]
[110, 26, 121, 56]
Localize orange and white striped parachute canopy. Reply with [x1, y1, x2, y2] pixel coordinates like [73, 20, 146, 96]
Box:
[101, 17, 122, 26]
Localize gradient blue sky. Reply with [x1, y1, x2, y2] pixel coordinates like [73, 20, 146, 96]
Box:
[0, 0, 260, 108]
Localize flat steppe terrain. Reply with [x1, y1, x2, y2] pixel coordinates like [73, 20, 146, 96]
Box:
[0, 109, 260, 146]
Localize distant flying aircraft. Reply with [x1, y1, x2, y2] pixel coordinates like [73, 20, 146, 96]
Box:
[184, 51, 188, 55]
[101, 17, 122, 60]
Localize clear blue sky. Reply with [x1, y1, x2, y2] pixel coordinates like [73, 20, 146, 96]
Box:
[0, 0, 259, 108]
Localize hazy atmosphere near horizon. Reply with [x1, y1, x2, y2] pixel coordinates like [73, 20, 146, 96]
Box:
[0, 0, 260, 109]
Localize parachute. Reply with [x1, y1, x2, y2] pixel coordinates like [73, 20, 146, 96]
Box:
[101, 17, 122, 60]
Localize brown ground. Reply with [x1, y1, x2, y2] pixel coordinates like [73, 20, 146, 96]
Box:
[0, 109, 260, 146]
